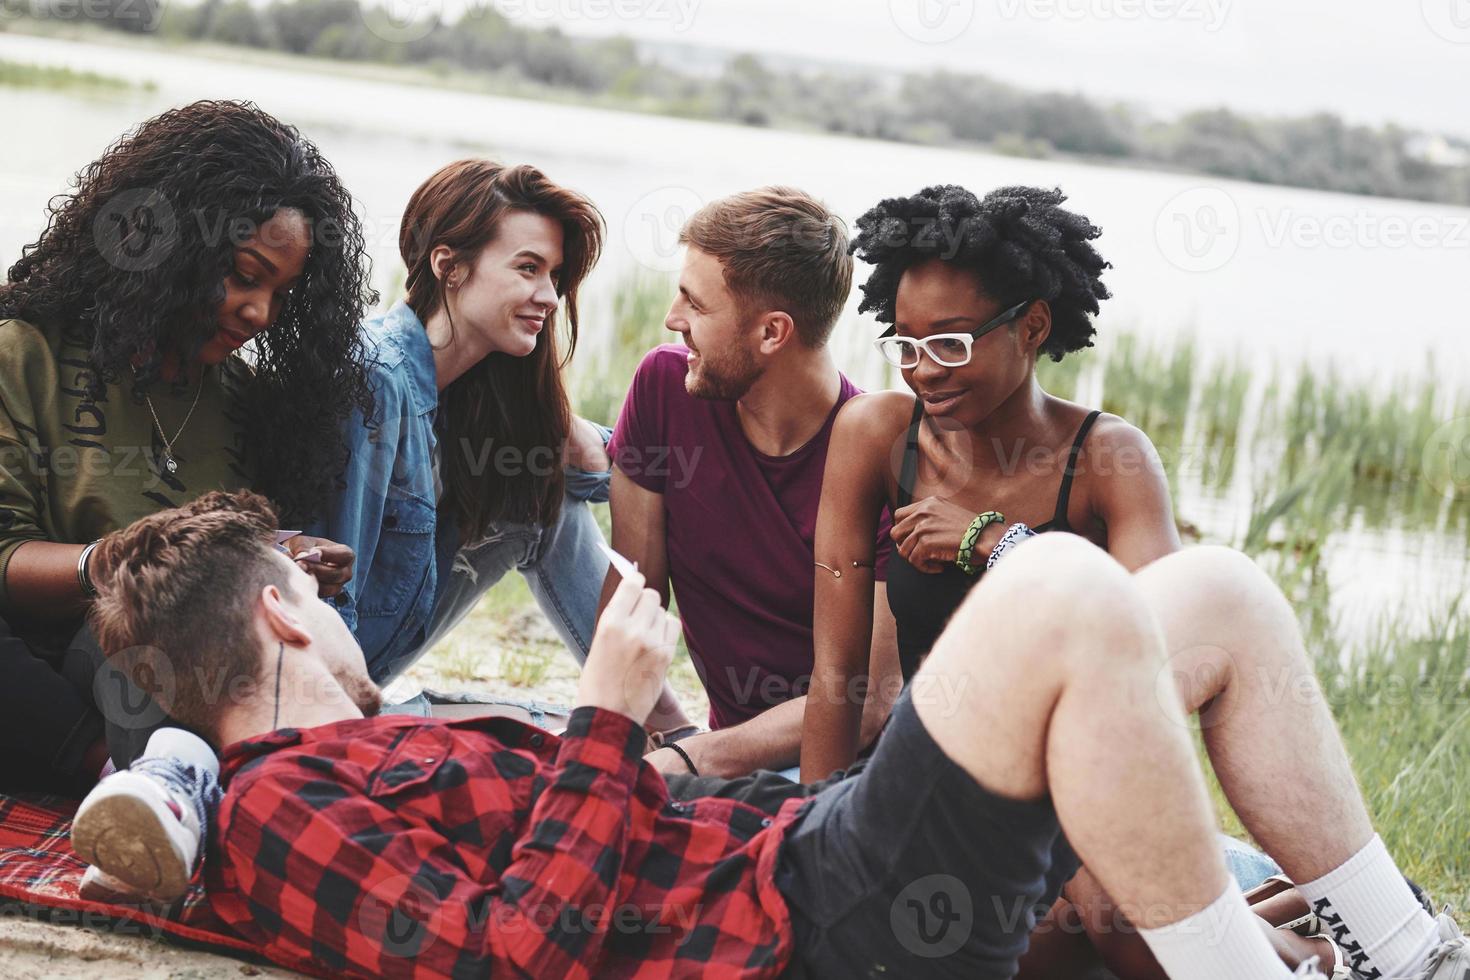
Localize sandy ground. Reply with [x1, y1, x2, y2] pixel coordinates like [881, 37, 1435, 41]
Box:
[0, 915, 301, 979]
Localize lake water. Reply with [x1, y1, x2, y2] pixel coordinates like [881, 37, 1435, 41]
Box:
[2, 31, 1466, 636]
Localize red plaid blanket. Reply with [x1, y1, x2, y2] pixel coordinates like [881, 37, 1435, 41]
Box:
[0, 790, 315, 975]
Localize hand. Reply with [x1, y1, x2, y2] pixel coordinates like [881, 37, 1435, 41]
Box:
[565, 416, 612, 474]
[282, 535, 355, 598]
[577, 570, 682, 725]
[890, 497, 1006, 574]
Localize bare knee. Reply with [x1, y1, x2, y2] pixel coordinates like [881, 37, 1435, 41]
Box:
[978, 533, 1129, 611]
[1138, 546, 1298, 647]
[945, 533, 1161, 676]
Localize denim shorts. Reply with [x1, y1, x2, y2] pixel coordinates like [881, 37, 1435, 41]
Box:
[774, 686, 1081, 980]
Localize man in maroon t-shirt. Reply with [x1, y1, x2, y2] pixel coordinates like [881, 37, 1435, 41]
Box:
[602, 187, 899, 780]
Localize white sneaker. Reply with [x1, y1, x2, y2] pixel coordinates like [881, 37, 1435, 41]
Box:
[1407, 912, 1470, 980]
[72, 766, 202, 901]
[78, 863, 162, 905]
[71, 732, 219, 903]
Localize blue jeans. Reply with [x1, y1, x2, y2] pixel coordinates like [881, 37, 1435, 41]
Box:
[380, 496, 607, 683]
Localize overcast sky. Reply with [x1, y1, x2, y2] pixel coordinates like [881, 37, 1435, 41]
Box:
[461, 0, 1470, 137]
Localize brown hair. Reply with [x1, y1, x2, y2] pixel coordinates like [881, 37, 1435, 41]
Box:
[679, 186, 853, 349]
[89, 490, 286, 739]
[400, 160, 605, 538]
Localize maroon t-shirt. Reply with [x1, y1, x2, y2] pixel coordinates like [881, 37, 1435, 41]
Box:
[609, 344, 892, 729]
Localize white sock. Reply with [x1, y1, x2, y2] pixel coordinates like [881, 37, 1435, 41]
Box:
[1295, 835, 1438, 980]
[1138, 878, 1294, 980]
[141, 727, 219, 778]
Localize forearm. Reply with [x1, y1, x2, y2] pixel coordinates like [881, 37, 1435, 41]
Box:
[1, 540, 93, 622]
[800, 670, 863, 783]
[803, 577, 874, 780]
[680, 697, 806, 778]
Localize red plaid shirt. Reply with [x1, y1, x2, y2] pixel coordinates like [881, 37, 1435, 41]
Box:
[205, 706, 803, 979]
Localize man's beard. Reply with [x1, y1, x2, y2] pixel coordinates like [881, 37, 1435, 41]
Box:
[686, 341, 761, 401]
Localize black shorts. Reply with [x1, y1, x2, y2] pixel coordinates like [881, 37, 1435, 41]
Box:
[774, 686, 1080, 980]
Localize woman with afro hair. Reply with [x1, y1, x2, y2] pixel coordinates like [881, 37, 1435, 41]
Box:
[802, 184, 1180, 781]
[0, 100, 373, 792]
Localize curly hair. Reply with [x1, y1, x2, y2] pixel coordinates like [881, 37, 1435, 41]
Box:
[849, 185, 1110, 362]
[0, 100, 375, 521]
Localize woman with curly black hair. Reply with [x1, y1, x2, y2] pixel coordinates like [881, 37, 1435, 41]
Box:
[802, 184, 1181, 780]
[0, 100, 373, 793]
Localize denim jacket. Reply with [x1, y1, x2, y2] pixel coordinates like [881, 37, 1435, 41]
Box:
[304, 301, 610, 678]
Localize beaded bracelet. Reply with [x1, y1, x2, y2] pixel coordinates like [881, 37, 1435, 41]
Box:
[956, 511, 1004, 575]
[986, 521, 1037, 570]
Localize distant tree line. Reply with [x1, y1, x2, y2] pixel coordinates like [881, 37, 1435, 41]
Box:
[29, 0, 1470, 205]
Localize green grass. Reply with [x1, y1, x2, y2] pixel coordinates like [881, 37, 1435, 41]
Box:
[0, 58, 153, 93]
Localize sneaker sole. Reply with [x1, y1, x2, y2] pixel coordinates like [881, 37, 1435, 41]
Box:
[71, 791, 190, 900]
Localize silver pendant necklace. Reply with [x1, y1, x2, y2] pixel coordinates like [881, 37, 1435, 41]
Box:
[140, 369, 206, 475]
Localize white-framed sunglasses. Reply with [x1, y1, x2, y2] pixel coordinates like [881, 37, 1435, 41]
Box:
[873, 299, 1034, 369]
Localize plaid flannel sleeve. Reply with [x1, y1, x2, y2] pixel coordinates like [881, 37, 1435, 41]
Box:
[218, 707, 648, 979]
[493, 705, 647, 977]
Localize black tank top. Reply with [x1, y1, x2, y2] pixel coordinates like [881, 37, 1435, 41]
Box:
[887, 403, 1102, 680]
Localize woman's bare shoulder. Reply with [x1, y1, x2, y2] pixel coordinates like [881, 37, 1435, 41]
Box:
[835, 389, 917, 442]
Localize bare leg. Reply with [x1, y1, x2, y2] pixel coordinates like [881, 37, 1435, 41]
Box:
[910, 534, 1232, 930]
[1130, 546, 1375, 883]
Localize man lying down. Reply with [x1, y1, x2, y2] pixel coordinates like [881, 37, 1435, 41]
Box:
[77, 490, 1466, 980]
